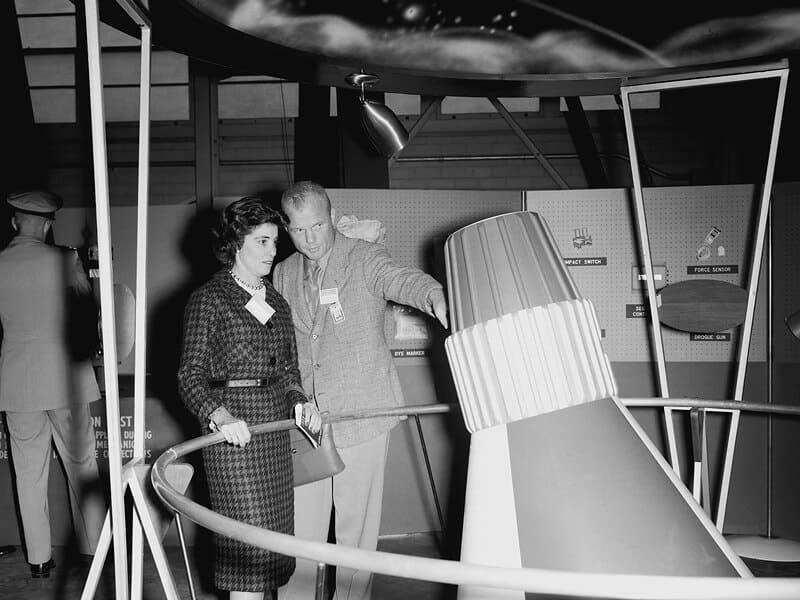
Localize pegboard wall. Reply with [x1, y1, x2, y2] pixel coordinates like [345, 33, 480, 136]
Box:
[328, 188, 522, 272]
[525, 185, 767, 364]
[327, 188, 522, 351]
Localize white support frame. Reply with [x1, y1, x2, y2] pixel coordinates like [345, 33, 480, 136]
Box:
[78, 2, 184, 599]
[619, 87, 680, 475]
[80, 2, 129, 596]
[619, 61, 789, 529]
[129, 20, 155, 598]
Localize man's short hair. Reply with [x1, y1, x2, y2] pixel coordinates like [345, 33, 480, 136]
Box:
[281, 181, 331, 215]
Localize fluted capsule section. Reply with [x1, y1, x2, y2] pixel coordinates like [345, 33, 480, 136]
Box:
[445, 211, 580, 332]
[444, 212, 615, 432]
[446, 299, 617, 433]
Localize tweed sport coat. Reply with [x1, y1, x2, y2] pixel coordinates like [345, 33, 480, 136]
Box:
[0, 235, 99, 412]
[272, 232, 442, 448]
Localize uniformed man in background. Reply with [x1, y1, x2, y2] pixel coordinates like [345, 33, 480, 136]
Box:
[0, 190, 105, 578]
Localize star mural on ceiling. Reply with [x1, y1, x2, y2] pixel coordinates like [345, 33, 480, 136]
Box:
[184, 0, 800, 75]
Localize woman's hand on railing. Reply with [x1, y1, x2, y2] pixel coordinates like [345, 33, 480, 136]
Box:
[210, 407, 251, 447]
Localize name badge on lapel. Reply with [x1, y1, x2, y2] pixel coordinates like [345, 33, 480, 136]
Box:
[319, 287, 339, 305]
[245, 296, 275, 325]
[329, 301, 345, 324]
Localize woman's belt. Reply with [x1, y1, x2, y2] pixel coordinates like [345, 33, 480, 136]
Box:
[208, 377, 280, 388]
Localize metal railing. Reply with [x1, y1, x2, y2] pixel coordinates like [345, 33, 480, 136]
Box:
[151, 400, 800, 600]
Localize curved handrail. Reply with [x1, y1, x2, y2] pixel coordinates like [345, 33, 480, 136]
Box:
[622, 397, 800, 416]
[151, 400, 800, 600]
[321, 398, 800, 419]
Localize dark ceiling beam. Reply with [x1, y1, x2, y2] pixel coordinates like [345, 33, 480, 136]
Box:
[294, 85, 392, 188]
[3, 2, 40, 193]
[397, 96, 442, 163]
[1, 2, 37, 247]
[336, 88, 390, 188]
[74, 1, 96, 205]
[563, 97, 608, 188]
[294, 84, 340, 187]
[489, 97, 569, 189]
[190, 58, 219, 214]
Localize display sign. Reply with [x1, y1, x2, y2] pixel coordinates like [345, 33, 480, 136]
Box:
[0, 398, 181, 468]
[392, 349, 429, 358]
[631, 265, 668, 291]
[0, 394, 190, 545]
[564, 257, 608, 267]
[690, 333, 732, 342]
[687, 265, 739, 274]
[626, 304, 650, 319]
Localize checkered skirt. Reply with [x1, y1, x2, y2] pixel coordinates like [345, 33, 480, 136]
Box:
[202, 389, 294, 591]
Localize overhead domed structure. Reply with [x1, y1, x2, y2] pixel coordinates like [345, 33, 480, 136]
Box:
[100, 1, 800, 96]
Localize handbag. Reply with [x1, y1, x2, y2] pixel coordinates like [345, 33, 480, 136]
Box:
[290, 422, 345, 487]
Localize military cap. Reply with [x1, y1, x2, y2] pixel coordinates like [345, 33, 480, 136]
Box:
[6, 190, 63, 219]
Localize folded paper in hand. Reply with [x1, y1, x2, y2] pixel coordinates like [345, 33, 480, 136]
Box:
[294, 402, 322, 447]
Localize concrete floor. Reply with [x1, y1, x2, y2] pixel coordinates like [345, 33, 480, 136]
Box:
[0, 532, 455, 600]
[0, 534, 795, 600]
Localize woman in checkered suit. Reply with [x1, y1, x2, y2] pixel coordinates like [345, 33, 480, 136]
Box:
[178, 197, 321, 600]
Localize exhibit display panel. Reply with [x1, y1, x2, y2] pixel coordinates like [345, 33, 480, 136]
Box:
[525, 185, 767, 363]
[525, 185, 773, 527]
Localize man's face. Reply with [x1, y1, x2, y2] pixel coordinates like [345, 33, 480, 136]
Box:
[284, 194, 335, 262]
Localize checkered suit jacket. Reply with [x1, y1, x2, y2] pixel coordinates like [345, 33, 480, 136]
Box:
[273, 232, 442, 448]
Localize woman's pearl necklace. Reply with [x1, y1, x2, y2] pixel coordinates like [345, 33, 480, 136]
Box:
[230, 269, 264, 291]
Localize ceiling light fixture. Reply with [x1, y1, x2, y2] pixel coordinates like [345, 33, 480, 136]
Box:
[345, 71, 408, 159]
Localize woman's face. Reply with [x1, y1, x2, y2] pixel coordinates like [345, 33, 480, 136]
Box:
[235, 222, 279, 279]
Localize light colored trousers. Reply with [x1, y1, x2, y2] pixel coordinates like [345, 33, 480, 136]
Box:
[280, 431, 390, 600]
[5, 405, 105, 564]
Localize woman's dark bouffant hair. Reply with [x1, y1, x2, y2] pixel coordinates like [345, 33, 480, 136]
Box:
[212, 196, 284, 266]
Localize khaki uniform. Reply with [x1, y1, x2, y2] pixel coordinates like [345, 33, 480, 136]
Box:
[0, 234, 104, 564]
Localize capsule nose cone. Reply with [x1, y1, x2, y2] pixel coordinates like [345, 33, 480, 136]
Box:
[445, 211, 581, 332]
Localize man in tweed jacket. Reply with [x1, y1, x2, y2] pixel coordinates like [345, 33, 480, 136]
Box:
[273, 181, 447, 600]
